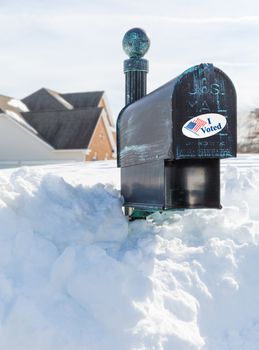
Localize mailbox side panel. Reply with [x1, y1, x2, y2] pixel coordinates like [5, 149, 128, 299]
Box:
[121, 160, 165, 209]
[172, 64, 237, 159]
[117, 79, 177, 168]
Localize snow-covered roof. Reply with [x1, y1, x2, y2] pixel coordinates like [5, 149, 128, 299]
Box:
[0, 95, 37, 134]
[46, 88, 74, 110]
[7, 98, 29, 112]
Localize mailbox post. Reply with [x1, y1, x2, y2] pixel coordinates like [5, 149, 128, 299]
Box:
[117, 28, 237, 219]
[122, 28, 150, 105]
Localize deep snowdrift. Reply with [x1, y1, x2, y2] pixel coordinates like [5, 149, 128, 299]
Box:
[0, 156, 258, 350]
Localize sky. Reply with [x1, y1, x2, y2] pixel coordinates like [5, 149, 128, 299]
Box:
[0, 0, 259, 119]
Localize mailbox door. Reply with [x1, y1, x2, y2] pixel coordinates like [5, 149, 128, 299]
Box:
[172, 64, 237, 160]
[165, 159, 220, 209]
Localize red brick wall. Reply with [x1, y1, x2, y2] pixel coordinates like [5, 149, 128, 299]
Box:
[86, 118, 114, 161]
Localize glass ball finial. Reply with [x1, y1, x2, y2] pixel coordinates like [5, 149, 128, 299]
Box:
[122, 28, 150, 58]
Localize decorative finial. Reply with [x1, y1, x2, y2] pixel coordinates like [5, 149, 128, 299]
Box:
[122, 28, 150, 58]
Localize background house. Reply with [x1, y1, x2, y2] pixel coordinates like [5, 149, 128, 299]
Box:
[238, 108, 259, 153]
[0, 89, 116, 167]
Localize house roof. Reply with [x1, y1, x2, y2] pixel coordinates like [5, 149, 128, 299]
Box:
[22, 108, 102, 149]
[46, 88, 73, 110]
[61, 91, 104, 108]
[22, 88, 104, 110]
[0, 95, 29, 113]
[0, 95, 38, 134]
[22, 88, 72, 112]
[0, 88, 114, 152]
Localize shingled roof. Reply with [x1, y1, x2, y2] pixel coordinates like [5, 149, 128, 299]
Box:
[17, 88, 114, 151]
[61, 91, 104, 108]
[22, 108, 102, 149]
[22, 88, 73, 112]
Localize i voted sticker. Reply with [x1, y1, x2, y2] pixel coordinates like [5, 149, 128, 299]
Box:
[182, 113, 227, 139]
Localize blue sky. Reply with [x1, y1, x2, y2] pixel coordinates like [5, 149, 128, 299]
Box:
[0, 0, 259, 118]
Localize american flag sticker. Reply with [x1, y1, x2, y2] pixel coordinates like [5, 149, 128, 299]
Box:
[185, 117, 207, 134]
[182, 113, 227, 139]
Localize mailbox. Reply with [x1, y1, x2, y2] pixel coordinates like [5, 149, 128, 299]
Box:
[117, 30, 237, 218]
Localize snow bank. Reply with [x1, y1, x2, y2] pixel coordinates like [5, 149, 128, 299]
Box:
[0, 157, 258, 350]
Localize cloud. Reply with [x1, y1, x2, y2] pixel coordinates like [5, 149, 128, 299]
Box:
[0, 7, 258, 117]
[1, 0, 259, 17]
[130, 15, 259, 24]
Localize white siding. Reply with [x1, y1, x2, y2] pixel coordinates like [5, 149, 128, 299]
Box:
[0, 114, 86, 165]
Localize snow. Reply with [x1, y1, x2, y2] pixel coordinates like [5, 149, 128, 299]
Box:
[47, 90, 74, 110]
[0, 155, 258, 349]
[7, 98, 29, 112]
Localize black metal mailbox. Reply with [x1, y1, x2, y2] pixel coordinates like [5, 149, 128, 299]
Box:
[117, 30, 237, 215]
